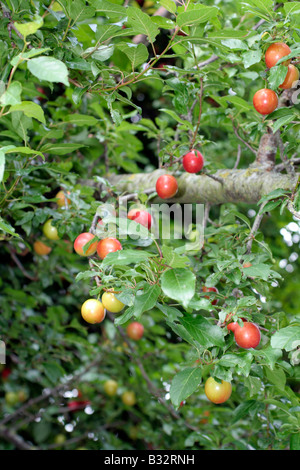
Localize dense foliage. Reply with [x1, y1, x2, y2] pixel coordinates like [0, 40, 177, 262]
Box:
[0, 0, 299, 451]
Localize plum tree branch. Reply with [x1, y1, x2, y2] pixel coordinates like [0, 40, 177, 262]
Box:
[88, 169, 298, 207]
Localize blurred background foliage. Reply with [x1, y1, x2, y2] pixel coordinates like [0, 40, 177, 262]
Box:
[0, 0, 299, 451]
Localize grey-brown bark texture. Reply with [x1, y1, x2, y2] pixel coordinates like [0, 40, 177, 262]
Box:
[102, 169, 298, 205]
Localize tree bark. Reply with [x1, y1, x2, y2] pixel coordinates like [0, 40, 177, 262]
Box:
[97, 169, 298, 205]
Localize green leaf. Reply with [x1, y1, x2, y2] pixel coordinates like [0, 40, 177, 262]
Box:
[0, 149, 5, 183]
[180, 315, 225, 348]
[221, 39, 248, 50]
[15, 15, 43, 39]
[159, 0, 177, 14]
[10, 101, 45, 124]
[219, 95, 253, 112]
[218, 352, 253, 376]
[241, 0, 274, 21]
[95, 24, 135, 43]
[0, 218, 20, 237]
[241, 263, 271, 280]
[0, 81, 22, 106]
[117, 43, 149, 69]
[272, 114, 296, 133]
[40, 143, 86, 155]
[268, 65, 289, 90]
[11, 111, 32, 144]
[133, 284, 161, 318]
[170, 367, 202, 407]
[10, 48, 51, 66]
[126, 6, 160, 43]
[61, 114, 99, 126]
[244, 376, 262, 397]
[5, 146, 44, 158]
[161, 268, 196, 308]
[42, 362, 66, 384]
[86, 45, 114, 62]
[33, 421, 51, 444]
[264, 366, 286, 391]
[259, 199, 282, 213]
[27, 56, 69, 87]
[161, 245, 189, 268]
[156, 302, 183, 321]
[242, 50, 262, 68]
[91, 0, 127, 17]
[159, 108, 194, 131]
[290, 433, 300, 450]
[101, 249, 154, 267]
[69, 0, 95, 22]
[232, 400, 261, 424]
[271, 325, 300, 352]
[176, 5, 219, 28]
[114, 306, 135, 326]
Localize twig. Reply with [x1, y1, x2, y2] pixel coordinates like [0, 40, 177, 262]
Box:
[230, 116, 257, 156]
[246, 201, 267, 254]
[0, 355, 103, 428]
[190, 77, 204, 150]
[233, 145, 242, 170]
[10, 252, 38, 281]
[277, 135, 295, 176]
[0, 426, 37, 450]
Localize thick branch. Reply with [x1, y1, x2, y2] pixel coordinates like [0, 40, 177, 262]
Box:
[92, 169, 298, 205]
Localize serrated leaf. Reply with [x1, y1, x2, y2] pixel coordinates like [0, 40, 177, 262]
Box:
[180, 315, 225, 348]
[133, 284, 161, 318]
[15, 15, 43, 39]
[176, 5, 219, 28]
[117, 43, 149, 69]
[10, 101, 45, 124]
[0, 150, 5, 184]
[101, 249, 154, 267]
[0, 81, 22, 106]
[27, 56, 69, 87]
[170, 367, 202, 407]
[62, 114, 99, 126]
[271, 325, 300, 352]
[126, 6, 160, 43]
[161, 268, 196, 308]
[40, 143, 86, 155]
[91, 0, 127, 17]
[232, 399, 261, 424]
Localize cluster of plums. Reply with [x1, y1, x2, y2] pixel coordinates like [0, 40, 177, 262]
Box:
[155, 148, 204, 200]
[253, 42, 299, 115]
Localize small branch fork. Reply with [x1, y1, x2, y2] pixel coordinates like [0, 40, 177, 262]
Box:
[246, 201, 268, 254]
